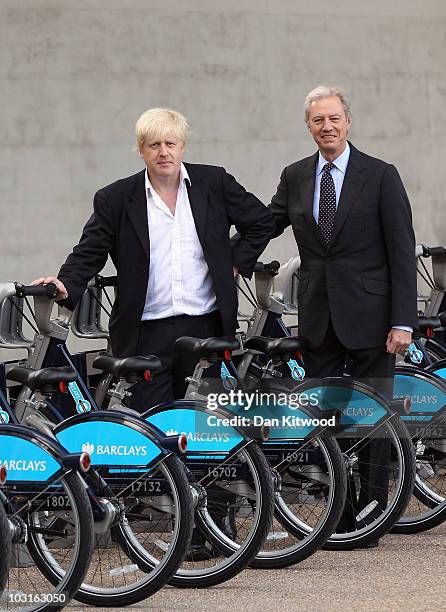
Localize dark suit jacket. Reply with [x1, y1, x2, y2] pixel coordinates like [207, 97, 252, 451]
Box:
[59, 163, 275, 356]
[268, 143, 417, 350]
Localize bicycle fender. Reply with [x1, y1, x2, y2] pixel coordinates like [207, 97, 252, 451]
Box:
[394, 367, 446, 435]
[0, 427, 62, 482]
[145, 405, 244, 452]
[426, 358, 446, 381]
[54, 412, 163, 467]
[293, 379, 389, 428]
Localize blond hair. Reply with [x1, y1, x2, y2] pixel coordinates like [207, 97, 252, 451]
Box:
[135, 107, 189, 149]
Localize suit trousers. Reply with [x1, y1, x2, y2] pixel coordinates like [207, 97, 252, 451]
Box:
[303, 319, 396, 527]
[127, 310, 223, 412]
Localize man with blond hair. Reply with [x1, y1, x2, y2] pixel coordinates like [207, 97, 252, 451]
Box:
[268, 85, 417, 545]
[35, 107, 275, 407]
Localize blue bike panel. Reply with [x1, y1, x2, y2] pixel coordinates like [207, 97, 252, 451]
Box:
[304, 384, 388, 426]
[257, 405, 317, 440]
[147, 408, 243, 452]
[56, 420, 161, 466]
[394, 374, 446, 416]
[430, 366, 446, 380]
[0, 434, 61, 481]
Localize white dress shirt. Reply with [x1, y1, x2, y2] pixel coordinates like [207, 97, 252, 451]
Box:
[142, 163, 217, 320]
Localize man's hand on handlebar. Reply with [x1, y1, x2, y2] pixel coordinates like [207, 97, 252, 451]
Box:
[386, 328, 412, 355]
[32, 276, 68, 301]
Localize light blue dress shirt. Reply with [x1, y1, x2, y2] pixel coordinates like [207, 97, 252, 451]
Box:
[312, 142, 411, 334]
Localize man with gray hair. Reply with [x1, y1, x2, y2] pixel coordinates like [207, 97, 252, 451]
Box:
[268, 85, 417, 545]
[35, 107, 275, 407]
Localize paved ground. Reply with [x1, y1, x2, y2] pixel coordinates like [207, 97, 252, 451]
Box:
[67, 523, 446, 612]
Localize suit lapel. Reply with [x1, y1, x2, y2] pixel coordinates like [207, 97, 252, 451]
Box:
[329, 145, 367, 246]
[126, 170, 149, 258]
[300, 153, 326, 248]
[184, 163, 208, 244]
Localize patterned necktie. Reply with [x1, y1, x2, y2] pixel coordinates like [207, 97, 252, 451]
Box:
[318, 162, 336, 245]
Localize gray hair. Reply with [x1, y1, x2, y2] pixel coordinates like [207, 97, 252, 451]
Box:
[304, 85, 352, 125]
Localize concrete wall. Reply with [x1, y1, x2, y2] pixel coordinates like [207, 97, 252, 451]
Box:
[0, 0, 445, 356]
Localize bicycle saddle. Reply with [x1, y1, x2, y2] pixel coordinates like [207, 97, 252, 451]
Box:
[7, 365, 77, 392]
[175, 336, 239, 358]
[93, 355, 162, 377]
[244, 336, 308, 360]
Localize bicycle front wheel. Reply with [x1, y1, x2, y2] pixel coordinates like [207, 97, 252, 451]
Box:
[251, 432, 347, 568]
[4, 470, 94, 612]
[73, 454, 194, 607]
[324, 416, 415, 549]
[169, 441, 274, 588]
[392, 438, 446, 534]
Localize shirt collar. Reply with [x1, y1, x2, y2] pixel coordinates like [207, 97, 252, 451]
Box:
[145, 162, 191, 194]
[317, 142, 350, 175]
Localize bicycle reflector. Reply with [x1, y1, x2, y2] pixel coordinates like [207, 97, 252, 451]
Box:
[59, 381, 68, 393]
[261, 424, 270, 442]
[389, 397, 411, 415]
[426, 328, 433, 339]
[178, 433, 188, 454]
[0, 465, 7, 486]
[144, 370, 151, 382]
[160, 435, 188, 455]
[62, 452, 91, 473]
[224, 350, 232, 361]
[79, 452, 91, 473]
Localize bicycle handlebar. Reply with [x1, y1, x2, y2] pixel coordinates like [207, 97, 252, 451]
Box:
[416, 244, 446, 258]
[426, 246, 446, 257]
[95, 274, 117, 288]
[15, 282, 58, 299]
[254, 261, 280, 275]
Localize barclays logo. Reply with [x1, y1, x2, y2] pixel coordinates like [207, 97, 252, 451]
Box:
[82, 442, 95, 454]
[162, 428, 230, 443]
[81, 441, 148, 457]
[342, 407, 375, 417]
[1, 459, 47, 472]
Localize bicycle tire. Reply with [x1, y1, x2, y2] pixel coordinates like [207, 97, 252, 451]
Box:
[250, 432, 346, 568]
[391, 488, 446, 534]
[71, 455, 193, 607]
[7, 470, 94, 612]
[95, 377, 275, 588]
[168, 441, 274, 588]
[391, 438, 446, 533]
[391, 367, 446, 533]
[324, 415, 415, 549]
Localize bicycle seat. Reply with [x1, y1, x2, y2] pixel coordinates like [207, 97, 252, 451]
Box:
[93, 355, 162, 377]
[175, 336, 239, 359]
[7, 366, 77, 392]
[244, 336, 308, 359]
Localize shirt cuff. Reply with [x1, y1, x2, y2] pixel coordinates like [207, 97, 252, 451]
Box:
[392, 325, 413, 333]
